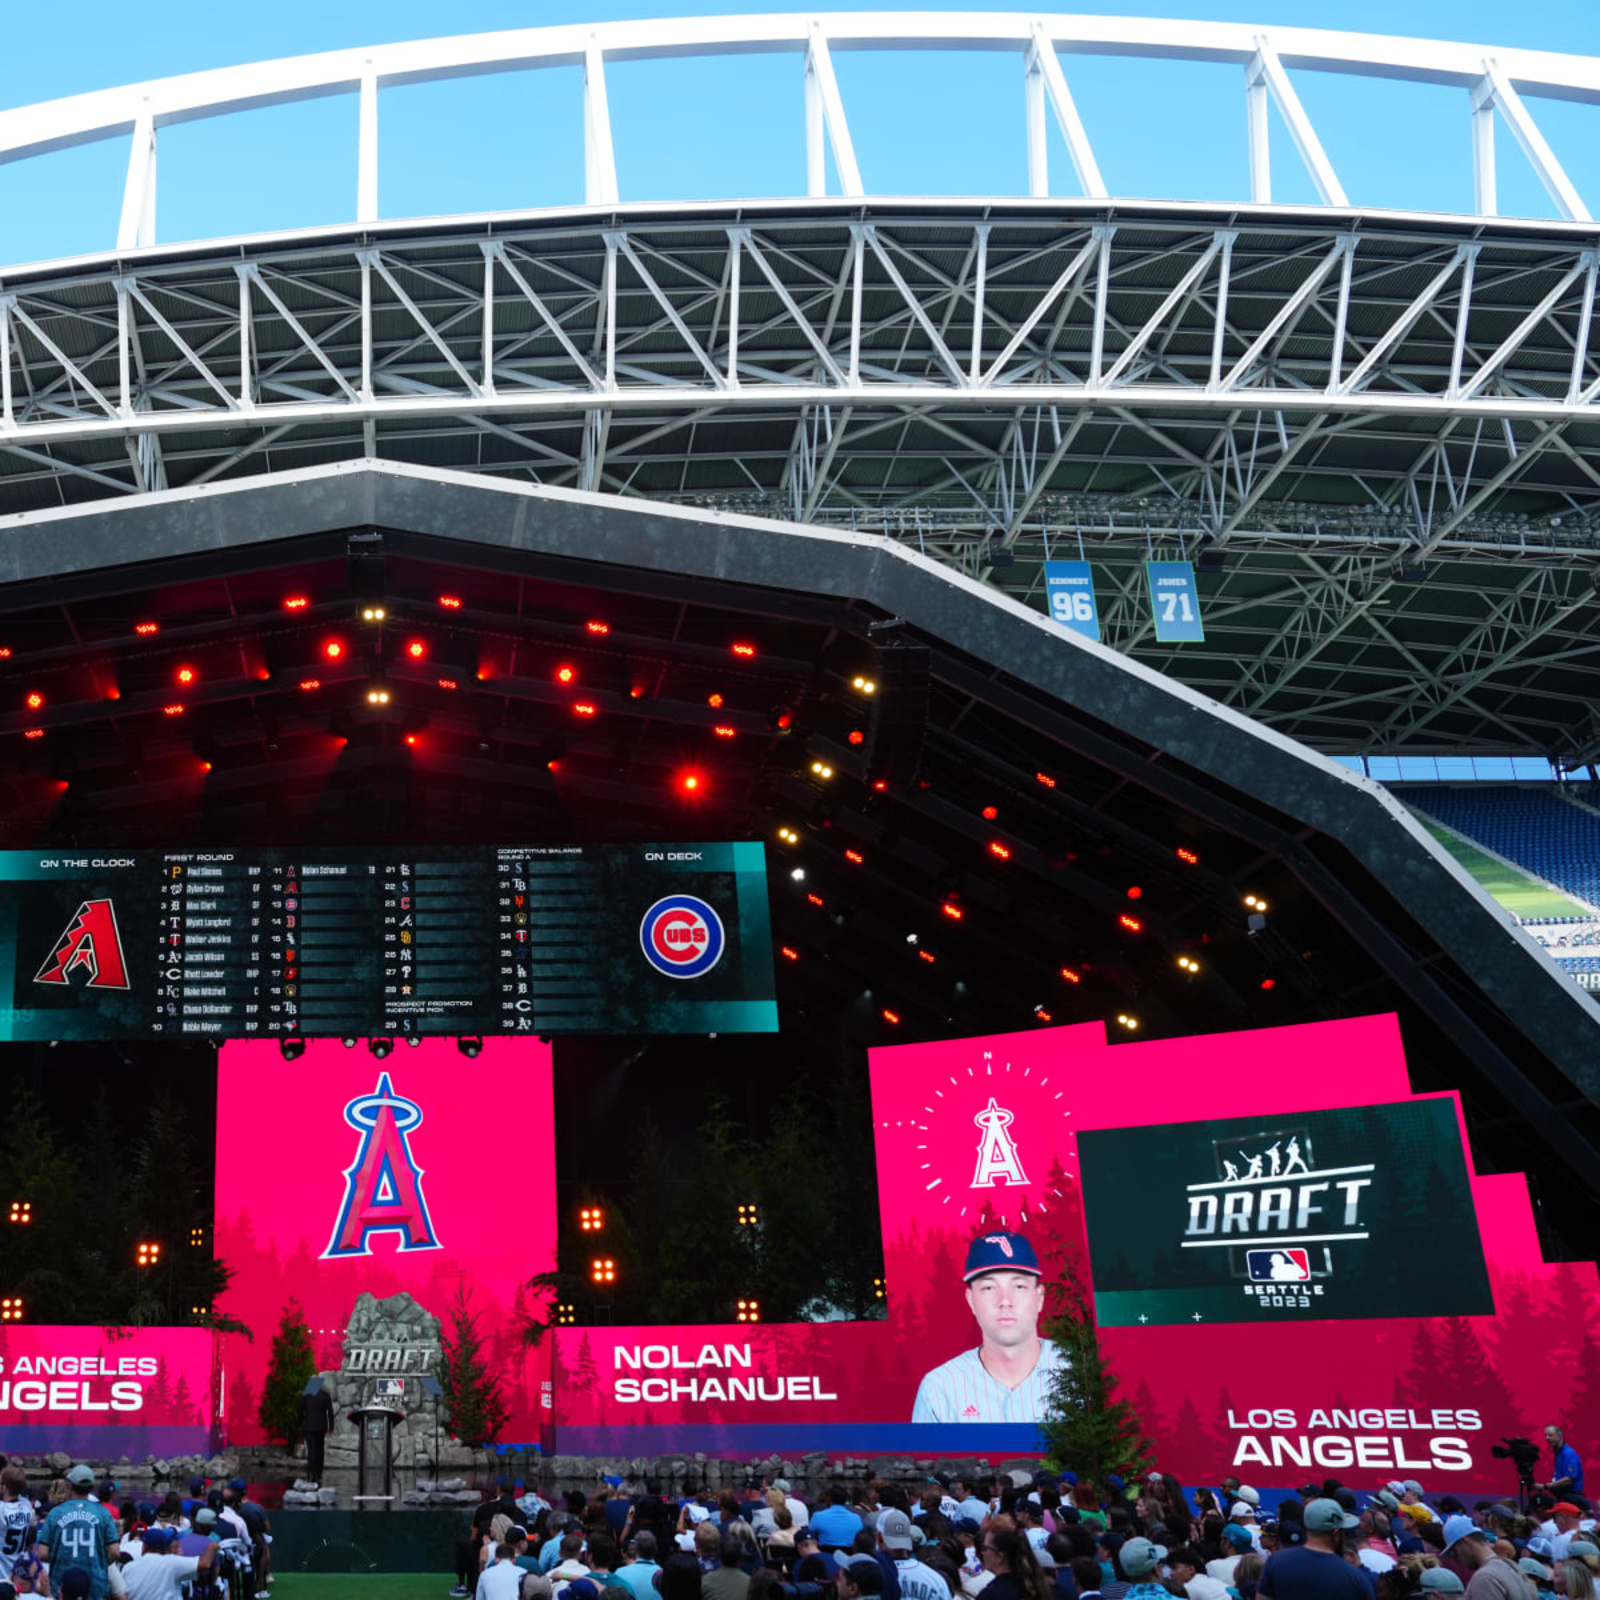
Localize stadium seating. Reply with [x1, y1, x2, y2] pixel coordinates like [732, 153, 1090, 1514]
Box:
[1389, 785, 1600, 907]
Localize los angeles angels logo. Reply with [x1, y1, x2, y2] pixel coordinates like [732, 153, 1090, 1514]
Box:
[322, 1073, 442, 1259]
[34, 898, 131, 990]
[971, 1096, 1029, 1188]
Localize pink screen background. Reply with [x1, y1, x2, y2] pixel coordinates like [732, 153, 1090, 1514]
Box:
[215, 1037, 554, 1445]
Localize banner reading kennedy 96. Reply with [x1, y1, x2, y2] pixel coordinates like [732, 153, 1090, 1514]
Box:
[1077, 1099, 1493, 1326]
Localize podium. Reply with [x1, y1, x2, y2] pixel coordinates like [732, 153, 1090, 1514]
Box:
[347, 1404, 404, 1505]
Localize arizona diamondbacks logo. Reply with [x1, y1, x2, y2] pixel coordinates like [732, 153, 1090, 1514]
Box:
[323, 1073, 441, 1259]
[34, 898, 130, 990]
[971, 1097, 1029, 1188]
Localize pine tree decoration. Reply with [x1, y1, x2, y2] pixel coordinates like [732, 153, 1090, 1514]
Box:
[437, 1283, 511, 1447]
[257, 1298, 316, 1446]
[1038, 1256, 1152, 1484]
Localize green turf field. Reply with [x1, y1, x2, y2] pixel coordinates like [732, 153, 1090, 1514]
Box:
[271, 1577, 451, 1600]
[1414, 815, 1592, 919]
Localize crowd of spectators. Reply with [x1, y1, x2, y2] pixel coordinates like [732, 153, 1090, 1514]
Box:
[453, 1441, 1592, 1600]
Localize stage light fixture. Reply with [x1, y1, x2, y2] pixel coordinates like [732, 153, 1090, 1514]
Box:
[918, 950, 936, 963]
[981, 805, 998, 820]
[0, 1298, 21, 1323]
[736, 1203, 759, 1226]
[8, 1201, 30, 1225]
[905, 932, 918, 944]
[847, 729, 864, 745]
[777, 827, 798, 844]
[677, 771, 703, 795]
[1119, 914, 1143, 933]
[556, 664, 576, 684]
[1260, 978, 1277, 990]
[1035, 770, 1057, 788]
[360, 606, 386, 622]
[731, 642, 756, 658]
[438, 677, 458, 691]
[1116, 1014, 1139, 1031]
[136, 1241, 161, 1267]
[369, 1037, 394, 1059]
[1127, 887, 1143, 901]
[366, 687, 391, 705]
[573, 702, 597, 717]
[405, 733, 419, 747]
[438, 594, 461, 609]
[1177, 847, 1200, 864]
[1177, 955, 1201, 974]
[1060, 967, 1082, 984]
[851, 675, 877, 695]
[135, 621, 159, 635]
[406, 640, 426, 659]
[713, 725, 736, 739]
[988, 841, 1011, 860]
[941, 902, 963, 921]
[323, 639, 344, 659]
[1245, 893, 1270, 911]
[555, 1303, 577, 1326]
[882, 1008, 901, 1025]
[736, 1298, 761, 1322]
[0, 648, 10, 659]
[457, 1036, 483, 1059]
[284, 594, 310, 611]
[25, 692, 42, 710]
[873, 1277, 886, 1300]
[806, 892, 824, 907]
[790, 867, 806, 881]
[176, 666, 195, 685]
[586, 620, 610, 635]
[844, 849, 864, 864]
[780, 946, 799, 961]
[872, 779, 886, 791]
[630, 683, 645, 699]
[198, 760, 213, 774]
[163, 705, 185, 716]
[1034, 1005, 1053, 1022]
[190, 1226, 205, 1248]
[278, 1037, 305, 1061]
[298, 679, 321, 693]
[590, 1257, 616, 1285]
[810, 761, 833, 780]
[707, 693, 724, 708]
[23, 728, 43, 739]
[580, 1206, 605, 1232]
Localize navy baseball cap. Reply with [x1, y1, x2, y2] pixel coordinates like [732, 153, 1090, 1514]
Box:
[227, 1479, 247, 1493]
[963, 1232, 1042, 1281]
[142, 1529, 174, 1553]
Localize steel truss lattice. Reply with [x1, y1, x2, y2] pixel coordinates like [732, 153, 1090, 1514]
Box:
[6, 203, 1600, 758]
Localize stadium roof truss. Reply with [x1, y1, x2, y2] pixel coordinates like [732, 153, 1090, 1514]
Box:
[6, 16, 1600, 760]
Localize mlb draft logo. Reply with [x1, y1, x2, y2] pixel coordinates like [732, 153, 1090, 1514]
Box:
[34, 899, 130, 990]
[639, 895, 724, 979]
[1247, 1248, 1310, 1282]
[323, 1073, 441, 1259]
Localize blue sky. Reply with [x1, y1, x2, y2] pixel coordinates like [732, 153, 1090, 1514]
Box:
[4, 0, 1600, 265]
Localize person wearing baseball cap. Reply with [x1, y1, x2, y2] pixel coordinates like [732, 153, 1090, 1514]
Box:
[1441, 1515, 1532, 1600]
[37, 1471, 118, 1600]
[910, 1232, 1065, 1424]
[1118, 1538, 1171, 1600]
[1257, 1501, 1367, 1600]
[121, 1523, 216, 1600]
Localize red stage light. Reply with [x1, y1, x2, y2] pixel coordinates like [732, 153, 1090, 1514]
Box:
[1127, 886, 1142, 900]
[678, 771, 703, 794]
[1035, 1009, 1053, 1023]
[24, 692, 42, 710]
[848, 729, 864, 745]
[323, 640, 344, 660]
[405, 734, 419, 747]
[586, 620, 610, 635]
[1176, 847, 1199, 864]
[106, 687, 121, 701]
[1119, 914, 1143, 933]
[845, 849, 864, 864]
[135, 621, 159, 635]
[199, 761, 212, 774]
[0, 647, 10, 658]
[55, 779, 69, 792]
[806, 892, 824, 907]
[298, 678, 321, 691]
[573, 702, 597, 717]
[872, 780, 886, 791]
[437, 677, 458, 691]
[176, 666, 195, 685]
[708, 693, 724, 708]
[1035, 770, 1057, 788]
[918, 949, 936, 963]
[712, 725, 736, 739]
[780, 946, 799, 962]
[23, 728, 42, 739]
[256, 667, 271, 681]
[283, 595, 309, 611]
[1060, 967, 1082, 984]
[941, 902, 963, 921]
[981, 805, 998, 820]
[775, 711, 793, 730]
[406, 640, 425, 659]
[989, 841, 1011, 860]
[630, 684, 645, 699]
[163, 704, 185, 716]
[1260, 978, 1277, 991]
[556, 664, 576, 684]
[731, 642, 756, 657]
[882, 1009, 901, 1025]
[438, 595, 461, 609]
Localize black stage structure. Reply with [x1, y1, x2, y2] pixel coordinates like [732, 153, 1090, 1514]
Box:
[1, 461, 1598, 1245]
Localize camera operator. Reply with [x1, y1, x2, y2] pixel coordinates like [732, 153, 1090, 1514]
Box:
[1539, 1432, 1586, 1503]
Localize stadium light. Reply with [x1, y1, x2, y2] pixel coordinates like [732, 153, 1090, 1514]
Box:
[0, 1298, 22, 1323]
[873, 1277, 886, 1300]
[176, 666, 196, 685]
[555, 1304, 577, 1326]
[580, 1206, 605, 1233]
[1177, 956, 1201, 974]
[736, 1203, 759, 1227]
[736, 1298, 760, 1323]
[780, 945, 799, 961]
[25, 692, 42, 710]
[8, 1201, 30, 1225]
[283, 595, 310, 611]
[851, 676, 876, 695]
[360, 606, 386, 622]
[323, 639, 345, 660]
[135, 620, 159, 635]
[137, 1242, 161, 1267]
[406, 640, 426, 659]
[809, 761, 833, 780]
[1245, 893, 1270, 911]
[590, 1257, 616, 1285]
[776, 827, 798, 844]
[586, 620, 609, 635]
[1116, 1014, 1139, 1032]
[189, 1227, 204, 1248]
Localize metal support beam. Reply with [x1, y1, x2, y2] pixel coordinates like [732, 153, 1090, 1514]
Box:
[1025, 23, 1107, 199]
[584, 36, 619, 208]
[804, 24, 862, 198]
[116, 104, 156, 252]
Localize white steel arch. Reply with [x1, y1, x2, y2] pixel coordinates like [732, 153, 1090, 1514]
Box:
[5, 14, 1600, 258]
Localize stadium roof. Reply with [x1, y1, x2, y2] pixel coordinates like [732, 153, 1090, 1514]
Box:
[5, 16, 1600, 761]
[4, 460, 1600, 1245]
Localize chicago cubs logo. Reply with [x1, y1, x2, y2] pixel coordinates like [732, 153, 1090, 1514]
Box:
[640, 895, 724, 980]
[35, 898, 130, 990]
[322, 1073, 441, 1259]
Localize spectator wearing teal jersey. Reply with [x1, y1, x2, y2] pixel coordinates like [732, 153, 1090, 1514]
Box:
[37, 1469, 118, 1600]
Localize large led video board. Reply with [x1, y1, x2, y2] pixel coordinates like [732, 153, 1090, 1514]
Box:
[0, 842, 776, 1040]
